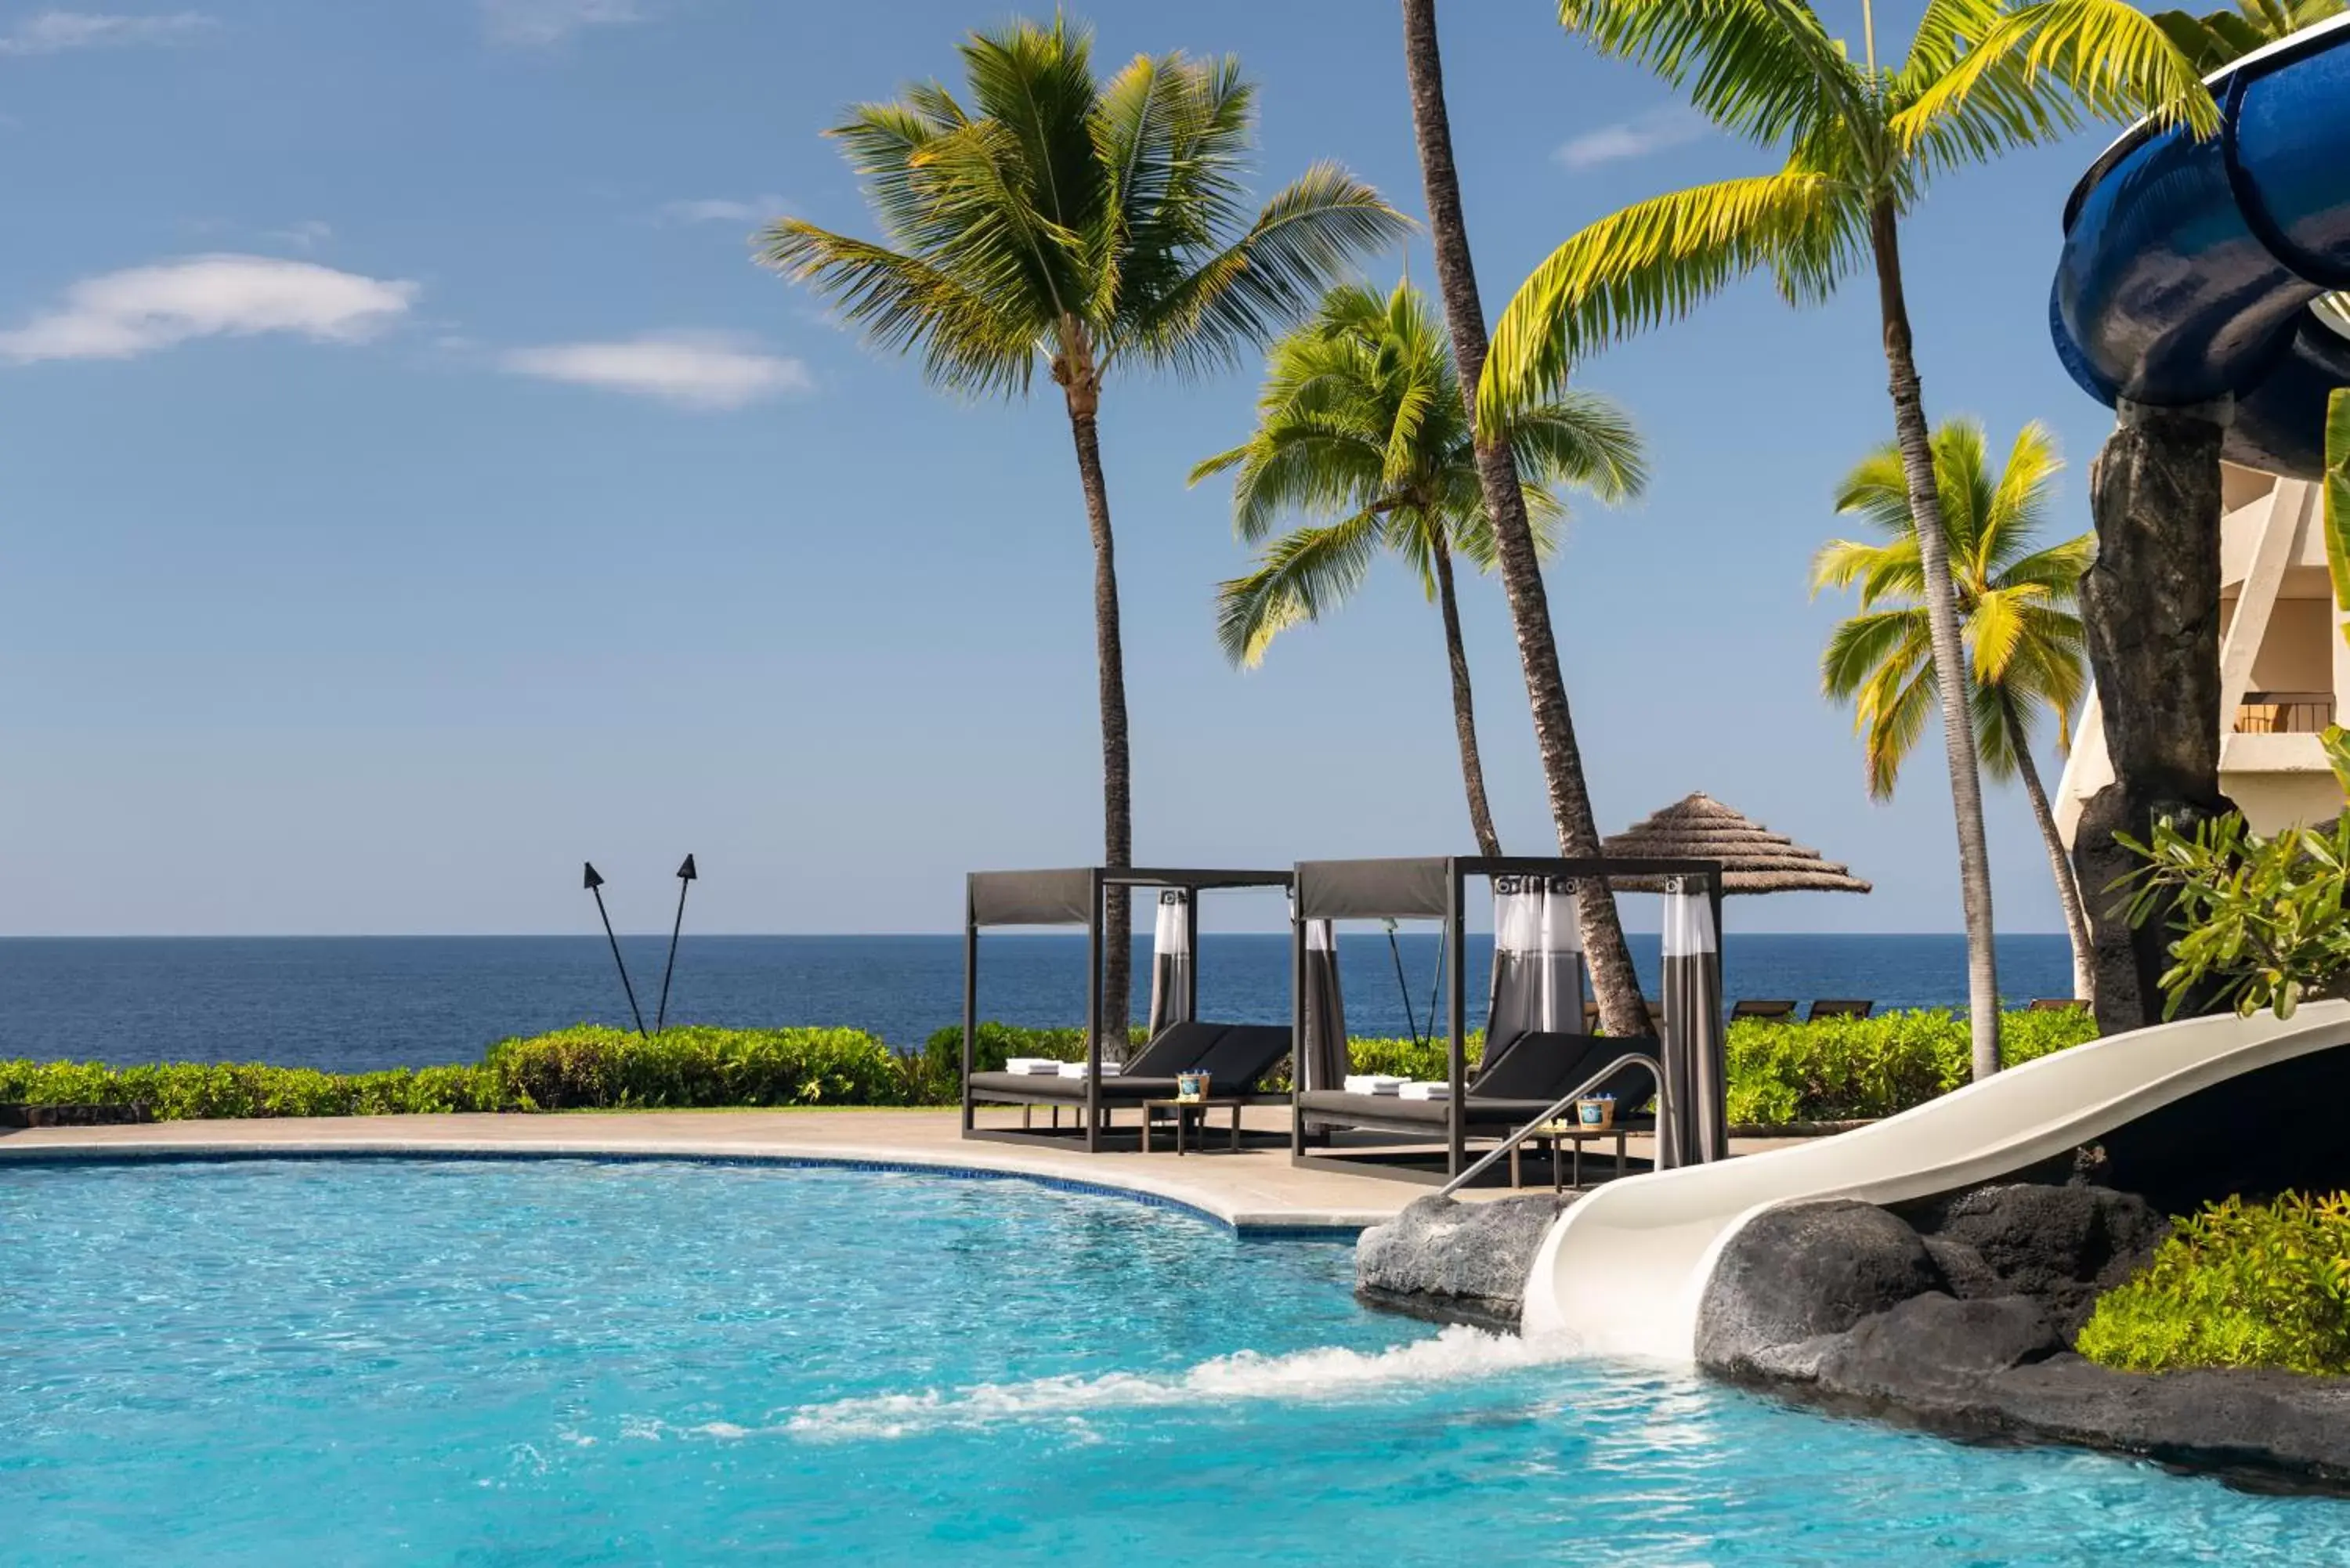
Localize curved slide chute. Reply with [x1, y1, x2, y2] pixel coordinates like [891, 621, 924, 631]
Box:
[1522, 1002, 2350, 1361]
[2051, 15, 2350, 477]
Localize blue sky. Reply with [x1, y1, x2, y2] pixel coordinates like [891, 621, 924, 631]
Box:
[1, 0, 2128, 936]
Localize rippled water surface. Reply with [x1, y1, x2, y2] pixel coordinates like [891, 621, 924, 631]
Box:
[5, 1158, 2349, 1564]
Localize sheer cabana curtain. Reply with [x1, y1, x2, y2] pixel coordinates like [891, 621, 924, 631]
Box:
[1488, 874, 1585, 1043]
[1300, 917, 1347, 1092]
[1659, 877, 1726, 1169]
[1145, 889, 1193, 1038]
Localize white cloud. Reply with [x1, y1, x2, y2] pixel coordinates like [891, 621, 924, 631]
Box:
[500, 332, 810, 410]
[0, 9, 213, 55]
[0, 254, 417, 363]
[1555, 106, 1709, 171]
[660, 195, 790, 226]
[481, 0, 641, 45]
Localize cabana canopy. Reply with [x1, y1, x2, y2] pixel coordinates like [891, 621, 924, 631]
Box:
[963, 865, 1293, 1153]
[1601, 793, 1871, 895]
[1289, 854, 1728, 1181]
[969, 866, 1297, 927]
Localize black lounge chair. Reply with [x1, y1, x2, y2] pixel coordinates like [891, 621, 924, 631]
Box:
[2029, 998, 2090, 1013]
[966, 1020, 1293, 1108]
[1807, 998, 1875, 1021]
[1296, 1030, 1661, 1133]
[1730, 999, 1798, 1023]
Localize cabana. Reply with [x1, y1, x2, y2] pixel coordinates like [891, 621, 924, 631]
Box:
[1289, 854, 1728, 1184]
[961, 865, 1295, 1151]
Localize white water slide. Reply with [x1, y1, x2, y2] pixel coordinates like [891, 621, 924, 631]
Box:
[1522, 1001, 2350, 1361]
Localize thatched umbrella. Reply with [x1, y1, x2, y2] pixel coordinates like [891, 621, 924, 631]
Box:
[1602, 792, 1872, 895]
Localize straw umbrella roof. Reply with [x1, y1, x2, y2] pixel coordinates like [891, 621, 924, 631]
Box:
[1601, 793, 1872, 894]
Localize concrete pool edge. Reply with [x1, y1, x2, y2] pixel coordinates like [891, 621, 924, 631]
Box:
[0, 1118, 1396, 1237]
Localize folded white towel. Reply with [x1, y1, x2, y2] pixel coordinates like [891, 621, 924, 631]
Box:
[1004, 1058, 1065, 1075]
[1399, 1082, 1452, 1100]
[1057, 1061, 1122, 1079]
[1343, 1075, 1406, 1096]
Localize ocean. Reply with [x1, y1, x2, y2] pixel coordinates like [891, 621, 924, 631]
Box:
[0, 933, 2077, 1072]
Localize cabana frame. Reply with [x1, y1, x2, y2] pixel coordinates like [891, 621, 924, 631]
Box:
[1289, 854, 1724, 1183]
[963, 865, 1294, 1152]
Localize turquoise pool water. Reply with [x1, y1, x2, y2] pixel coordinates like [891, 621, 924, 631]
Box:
[5, 1158, 2350, 1564]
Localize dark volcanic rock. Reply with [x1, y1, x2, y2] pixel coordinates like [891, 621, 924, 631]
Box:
[1697, 1199, 1943, 1380]
[1354, 1193, 1573, 1328]
[1913, 1183, 2171, 1339]
[1919, 1236, 2003, 1301]
[1819, 1294, 2063, 1400]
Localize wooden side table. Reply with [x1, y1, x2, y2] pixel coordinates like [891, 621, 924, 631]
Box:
[1510, 1121, 1632, 1190]
[1141, 1097, 1244, 1154]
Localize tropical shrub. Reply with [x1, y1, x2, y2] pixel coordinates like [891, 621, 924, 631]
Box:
[1724, 1008, 2098, 1125]
[485, 1026, 902, 1110]
[2077, 1192, 2350, 1375]
[1, 1026, 905, 1119]
[2119, 808, 2350, 1020]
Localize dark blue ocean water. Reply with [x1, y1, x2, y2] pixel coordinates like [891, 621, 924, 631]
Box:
[0, 934, 2074, 1072]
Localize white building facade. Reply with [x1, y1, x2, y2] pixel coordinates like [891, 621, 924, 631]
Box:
[2056, 465, 2347, 844]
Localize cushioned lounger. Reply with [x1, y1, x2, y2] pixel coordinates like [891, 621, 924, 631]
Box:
[967, 1021, 1293, 1103]
[1296, 1031, 1660, 1127]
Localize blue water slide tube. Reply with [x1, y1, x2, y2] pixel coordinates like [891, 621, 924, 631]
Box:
[2051, 15, 2350, 478]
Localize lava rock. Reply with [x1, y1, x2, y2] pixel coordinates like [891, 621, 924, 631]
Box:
[1818, 1294, 2063, 1401]
[1914, 1183, 2171, 1338]
[1919, 1236, 2004, 1301]
[1354, 1193, 1574, 1328]
[1696, 1199, 1944, 1381]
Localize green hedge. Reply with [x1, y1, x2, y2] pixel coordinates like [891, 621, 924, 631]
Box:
[1725, 1007, 2099, 1125]
[2, 1010, 2102, 1124]
[2078, 1193, 2350, 1375]
[0, 1025, 906, 1119]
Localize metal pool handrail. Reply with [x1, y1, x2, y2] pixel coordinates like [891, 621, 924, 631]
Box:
[1434, 1054, 1666, 1199]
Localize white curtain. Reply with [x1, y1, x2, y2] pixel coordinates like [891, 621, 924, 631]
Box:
[1145, 889, 1193, 1037]
[1488, 874, 1584, 1044]
[1658, 877, 1726, 1168]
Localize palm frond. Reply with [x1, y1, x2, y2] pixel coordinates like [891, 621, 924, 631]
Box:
[1127, 163, 1411, 377]
[1213, 511, 1383, 665]
[1892, 0, 2087, 176]
[1893, 0, 2222, 155]
[1481, 167, 1860, 419]
[1856, 646, 1940, 799]
[1820, 605, 1929, 701]
[1811, 534, 1925, 606]
[1980, 419, 2065, 573]
[758, 222, 1040, 396]
[1505, 391, 1650, 503]
[1556, 0, 1876, 149]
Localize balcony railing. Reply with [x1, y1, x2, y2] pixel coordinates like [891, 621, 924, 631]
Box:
[2233, 692, 2336, 734]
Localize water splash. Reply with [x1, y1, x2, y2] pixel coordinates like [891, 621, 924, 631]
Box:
[786, 1324, 1579, 1441]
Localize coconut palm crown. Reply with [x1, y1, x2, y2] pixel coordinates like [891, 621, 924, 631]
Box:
[1478, 0, 2214, 1078]
[761, 16, 1406, 1035]
[1813, 418, 2097, 1000]
[1192, 280, 1646, 854]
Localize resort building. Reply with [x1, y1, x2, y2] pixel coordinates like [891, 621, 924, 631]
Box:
[2056, 465, 2349, 843]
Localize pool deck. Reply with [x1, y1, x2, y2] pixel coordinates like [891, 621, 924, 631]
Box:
[0, 1109, 1810, 1234]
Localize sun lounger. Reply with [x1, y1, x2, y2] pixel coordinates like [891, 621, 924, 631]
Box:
[1807, 998, 1875, 1021]
[1730, 999, 1798, 1023]
[1296, 1030, 1661, 1132]
[967, 1020, 1292, 1107]
[2028, 998, 2090, 1013]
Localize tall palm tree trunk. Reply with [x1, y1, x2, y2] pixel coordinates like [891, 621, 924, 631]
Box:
[1063, 386, 1133, 1046]
[1430, 535, 1503, 858]
[1998, 690, 2098, 1006]
[1870, 200, 2001, 1078]
[1400, 0, 1651, 1037]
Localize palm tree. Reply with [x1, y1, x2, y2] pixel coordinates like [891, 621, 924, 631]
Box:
[762, 18, 1406, 1040]
[1397, 0, 1657, 1038]
[1192, 280, 1648, 857]
[1478, 0, 2215, 1078]
[2152, 0, 2343, 70]
[1814, 420, 2099, 1003]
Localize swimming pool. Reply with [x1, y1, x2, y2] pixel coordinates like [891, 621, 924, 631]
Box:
[5, 1158, 2349, 1564]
